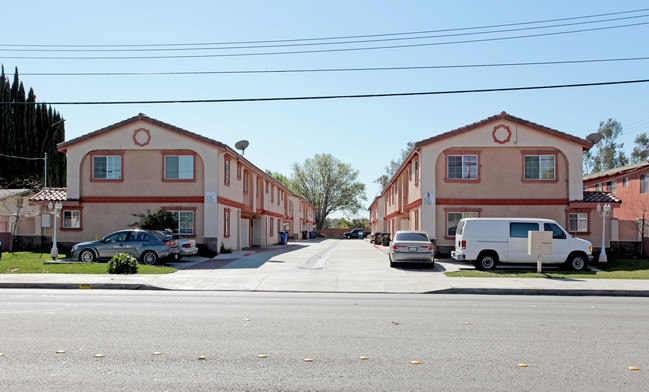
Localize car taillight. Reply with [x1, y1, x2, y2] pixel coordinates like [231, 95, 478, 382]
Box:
[460, 240, 466, 249]
[428, 246, 435, 251]
[165, 241, 173, 246]
[182, 243, 191, 248]
[391, 245, 397, 250]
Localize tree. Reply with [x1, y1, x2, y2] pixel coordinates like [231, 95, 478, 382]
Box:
[291, 153, 367, 232]
[130, 209, 178, 232]
[584, 119, 629, 174]
[631, 132, 649, 163]
[374, 141, 414, 189]
[265, 169, 292, 189]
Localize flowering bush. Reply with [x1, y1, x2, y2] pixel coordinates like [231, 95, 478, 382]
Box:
[108, 253, 139, 274]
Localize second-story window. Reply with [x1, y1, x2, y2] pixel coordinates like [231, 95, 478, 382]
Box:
[243, 171, 249, 194]
[224, 157, 231, 185]
[447, 155, 478, 180]
[524, 155, 555, 180]
[93, 155, 122, 180]
[606, 180, 617, 193]
[641, 174, 648, 194]
[271, 185, 275, 203]
[165, 155, 194, 180]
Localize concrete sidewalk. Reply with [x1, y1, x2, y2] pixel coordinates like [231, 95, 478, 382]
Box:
[1, 240, 649, 296]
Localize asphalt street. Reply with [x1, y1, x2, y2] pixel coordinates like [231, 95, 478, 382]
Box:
[1, 290, 648, 391]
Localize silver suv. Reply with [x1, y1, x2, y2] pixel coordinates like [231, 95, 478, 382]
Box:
[71, 230, 180, 265]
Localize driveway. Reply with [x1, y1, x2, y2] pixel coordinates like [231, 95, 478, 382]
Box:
[152, 238, 457, 291]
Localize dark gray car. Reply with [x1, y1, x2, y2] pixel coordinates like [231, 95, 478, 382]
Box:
[71, 229, 180, 265]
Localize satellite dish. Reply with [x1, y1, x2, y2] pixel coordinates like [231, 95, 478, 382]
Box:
[640, 150, 649, 159]
[234, 140, 249, 156]
[586, 133, 602, 144]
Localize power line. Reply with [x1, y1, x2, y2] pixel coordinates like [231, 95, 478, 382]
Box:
[3, 21, 648, 60]
[3, 7, 648, 48]
[17, 56, 649, 77]
[0, 152, 44, 161]
[2, 78, 648, 106]
[3, 14, 648, 53]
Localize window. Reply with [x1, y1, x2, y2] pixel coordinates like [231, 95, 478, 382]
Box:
[237, 163, 242, 180]
[270, 218, 275, 236]
[447, 211, 478, 237]
[447, 155, 478, 180]
[509, 222, 540, 238]
[271, 185, 275, 203]
[568, 213, 588, 233]
[243, 171, 249, 194]
[524, 155, 555, 180]
[224, 157, 231, 185]
[544, 223, 567, 239]
[93, 155, 121, 179]
[606, 180, 617, 193]
[224, 209, 230, 237]
[623, 178, 629, 188]
[165, 210, 194, 235]
[165, 155, 194, 179]
[415, 159, 419, 184]
[595, 183, 601, 192]
[62, 210, 80, 229]
[641, 174, 648, 195]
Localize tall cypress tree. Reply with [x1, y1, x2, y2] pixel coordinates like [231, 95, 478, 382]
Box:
[0, 66, 66, 189]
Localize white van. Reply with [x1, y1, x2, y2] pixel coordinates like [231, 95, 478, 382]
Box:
[451, 218, 593, 271]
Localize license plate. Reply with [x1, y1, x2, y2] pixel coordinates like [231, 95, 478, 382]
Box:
[409, 247, 418, 252]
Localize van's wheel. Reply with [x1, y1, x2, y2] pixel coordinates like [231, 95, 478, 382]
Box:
[141, 251, 159, 265]
[473, 252, 498, 270]
[565, 253, 587, 271]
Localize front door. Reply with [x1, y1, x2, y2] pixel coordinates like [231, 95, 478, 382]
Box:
[252, 218, 262, 247]
[240, 218, 250, 248]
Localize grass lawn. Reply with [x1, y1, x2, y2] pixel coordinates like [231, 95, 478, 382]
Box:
[0, 252, 177, 274]
[444, 258, 649, 279]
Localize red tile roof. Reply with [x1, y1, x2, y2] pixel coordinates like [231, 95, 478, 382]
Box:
[30, 188, 68, 202]
[582, 191, 621, 204]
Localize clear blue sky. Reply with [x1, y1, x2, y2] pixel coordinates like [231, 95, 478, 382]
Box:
[3, 1, 648, 218]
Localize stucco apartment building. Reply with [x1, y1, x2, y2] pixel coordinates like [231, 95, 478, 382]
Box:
[583, 161, 649, 256]
[369, 112, 620, 255]
[28, 114, 316, 252]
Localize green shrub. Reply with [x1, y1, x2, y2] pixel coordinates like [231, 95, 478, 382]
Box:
[220, 243, 232, 254]
[108, 253, 139, 274]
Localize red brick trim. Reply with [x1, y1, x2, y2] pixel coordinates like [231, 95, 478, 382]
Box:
[492, 124, 511, 144]
[133, 128, 151, 147]
[218, 197, 253, 213]
[436, 198, 568, 206]
[405, 198, 422, 212]
[82, 196, 203, 203]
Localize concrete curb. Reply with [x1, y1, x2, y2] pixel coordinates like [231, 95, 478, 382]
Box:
[2, 282, 649, 297]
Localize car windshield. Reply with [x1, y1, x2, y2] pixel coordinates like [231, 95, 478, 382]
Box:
[395, 232, 428, 242]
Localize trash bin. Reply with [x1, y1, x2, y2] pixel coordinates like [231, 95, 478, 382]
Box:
[309, 231, 315, 239]
[374, 233, 382, 244]
[280, 231, 288, 245]
[302, 231, 308, 240]
[382, 233, 391, 246]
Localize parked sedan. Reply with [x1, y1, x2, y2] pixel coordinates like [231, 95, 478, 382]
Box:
[154, 231, 198, 258]
[71, 229, 180, 265]
[388, 230, 435, 268]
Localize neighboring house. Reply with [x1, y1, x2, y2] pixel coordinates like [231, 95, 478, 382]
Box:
[28, 114, 316, 252]
[374, 112, 620, 255]
[369, 196, 385, 233]
[0, 189, 38, 250]
[583, 161, 649, 256]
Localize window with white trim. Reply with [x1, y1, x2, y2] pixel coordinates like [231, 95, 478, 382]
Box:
[623, 178, 629, 188]
[224, 159, 231, 184]
[606, 180, 617, 193]
[165, 155, 194, 179]
[641, 174, 648, 195]
[569, 213, 588, 232]
[93, 156, 121, 179]
[447, 155, 478, 180]
[447, 211, 478, 237]
[62, 210, 80, 228]
[224, 209, 230, 237]
[524, 155, 555, 180]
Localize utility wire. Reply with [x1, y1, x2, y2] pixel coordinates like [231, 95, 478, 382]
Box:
[0, 152, 44, 160]
[17, 56, 649, 77]
[3, 78, 648, 106]
[3, 21, 648, 60]
[3, 7, 648, 48]
[3, 14, 648, 53]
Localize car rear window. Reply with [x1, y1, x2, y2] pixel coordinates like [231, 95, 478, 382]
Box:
[395, 232, 429, 241]
[150, 231, 167, 240]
